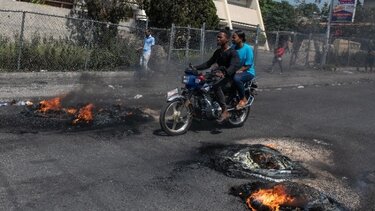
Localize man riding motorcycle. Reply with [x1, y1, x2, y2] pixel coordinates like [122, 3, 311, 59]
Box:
[191, 29, 241, 123]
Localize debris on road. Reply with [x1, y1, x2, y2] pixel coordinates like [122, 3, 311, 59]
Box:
[134, 94, 143, 99]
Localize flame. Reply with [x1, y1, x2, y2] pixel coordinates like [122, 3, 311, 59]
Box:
[39, 97, 62, 112]
[265, 143, 277, 149]
[64, 108, 78, 115]
[72, 104, 94, 124]
[246, 185, 295, 211]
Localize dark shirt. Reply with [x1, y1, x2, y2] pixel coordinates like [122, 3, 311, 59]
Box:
[195, 47, 240, 77]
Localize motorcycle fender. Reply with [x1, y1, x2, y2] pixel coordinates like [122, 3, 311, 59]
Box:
[167, 94, 185, 102]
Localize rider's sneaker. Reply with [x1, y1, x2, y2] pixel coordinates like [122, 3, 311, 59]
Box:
[236, 98, 247, 110]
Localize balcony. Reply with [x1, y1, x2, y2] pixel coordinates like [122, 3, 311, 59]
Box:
[17, 0, 74, 9]
[214, 0, 260, 27]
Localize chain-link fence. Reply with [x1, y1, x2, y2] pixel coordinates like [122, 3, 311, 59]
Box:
[0, 9, 267, 72]
[264, 24, 375, 71]
[4, 9, 373, 72]
[326, 24, 375, 70]
[0, 9, 171, 72]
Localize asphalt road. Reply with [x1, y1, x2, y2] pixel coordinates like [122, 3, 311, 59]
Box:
[0, 71, 374, 210]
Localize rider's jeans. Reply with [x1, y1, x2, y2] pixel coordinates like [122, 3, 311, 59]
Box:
[234, 72, 254, 99]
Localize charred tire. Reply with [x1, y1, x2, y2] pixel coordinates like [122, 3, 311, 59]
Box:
[159, 99, 193, 136]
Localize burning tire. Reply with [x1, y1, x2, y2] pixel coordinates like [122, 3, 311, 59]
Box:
[231, 181, 346, 211]
[159, 99, 193, 136]
[202, 144, 308, 180]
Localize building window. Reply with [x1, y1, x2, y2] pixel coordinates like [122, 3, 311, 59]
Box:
[17, 0, 75, 9]
[227, 0, 250, 7]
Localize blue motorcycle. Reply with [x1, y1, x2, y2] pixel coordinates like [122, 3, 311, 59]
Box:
[159, 68, 255, 136]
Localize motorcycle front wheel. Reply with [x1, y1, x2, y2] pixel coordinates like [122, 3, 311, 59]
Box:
[159, 99, 193, 136]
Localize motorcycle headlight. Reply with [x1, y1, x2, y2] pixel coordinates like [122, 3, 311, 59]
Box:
[182, 76, 189, 84]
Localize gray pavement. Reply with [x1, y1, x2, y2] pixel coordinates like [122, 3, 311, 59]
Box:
[0, 67, 374, 210]
[1, 67, 374, 102]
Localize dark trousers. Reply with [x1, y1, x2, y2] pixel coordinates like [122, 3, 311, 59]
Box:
[271, 56, 283, 72]
[212, 77, 230, 110]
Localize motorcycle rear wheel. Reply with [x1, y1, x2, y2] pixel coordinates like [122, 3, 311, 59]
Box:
[228, 106, 250, 127]
[228, 87, 253, 127]
[159, 99, 193, 136]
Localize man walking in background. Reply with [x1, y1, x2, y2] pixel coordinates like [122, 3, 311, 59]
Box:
[137, 29, 155, 72]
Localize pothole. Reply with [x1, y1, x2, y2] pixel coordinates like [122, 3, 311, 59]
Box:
[231, 181, 346, 211]
[201, 144, 308, 181]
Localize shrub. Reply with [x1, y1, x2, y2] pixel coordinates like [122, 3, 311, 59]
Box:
[0, 33, 139, 71]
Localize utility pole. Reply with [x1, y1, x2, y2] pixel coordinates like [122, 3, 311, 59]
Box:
[321, 0, 334, 66]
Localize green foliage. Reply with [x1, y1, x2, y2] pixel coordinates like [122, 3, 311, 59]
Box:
[0, 35, 18, 70]
[296, 3, 320, 18]
[320, 2, 329, 20]
[259, 0, 298, 31]
[68, 0, 133, 47]
[83, 0, 133, 23]
[145, 0, 219, 29]
[0, 33, 139, 71]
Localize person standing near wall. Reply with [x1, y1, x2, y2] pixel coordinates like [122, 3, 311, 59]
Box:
[365, 49, 374, 72]
[137, 29, 155, 72]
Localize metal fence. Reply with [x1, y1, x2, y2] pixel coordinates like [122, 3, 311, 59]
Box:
[265, 24, 375, 71]
[0, 9, 171, 72]
[0, 9, 265, 72]
[2, 9, 374, 72]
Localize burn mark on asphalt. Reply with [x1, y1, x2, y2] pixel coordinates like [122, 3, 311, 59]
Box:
[199, 144, 309, 181]
[0, 104, 154, 134]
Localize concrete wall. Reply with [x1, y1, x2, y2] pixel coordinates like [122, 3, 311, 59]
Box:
[0, 0, 71, 16]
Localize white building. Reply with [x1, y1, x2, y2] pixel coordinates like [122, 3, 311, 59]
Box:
[133, 0, 269, 49]
[213, 0, 269, 49]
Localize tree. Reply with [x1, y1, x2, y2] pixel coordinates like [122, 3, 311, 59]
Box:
[295, 2, 321, 33]
[296, 3, 320, 19]
[259, 0, 298, 31]
[73, 0, 133, 23]
[144, 0, 219, 29]
[68, 0, 133, 47]
[320, 2, 329, 21]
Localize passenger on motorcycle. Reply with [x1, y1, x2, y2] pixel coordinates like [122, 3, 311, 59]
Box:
[192, 29, 241, 123]
[231, 30, 255, 110]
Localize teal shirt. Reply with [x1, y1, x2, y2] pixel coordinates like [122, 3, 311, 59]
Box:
[232, 43, 255, 76]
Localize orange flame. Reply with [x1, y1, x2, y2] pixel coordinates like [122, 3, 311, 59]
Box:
[64, 108, 78, 115]
[39, 97, 62, 113]
[246, 185, 295, 211]
[265, 143, 277, 149]
[72, 104, 94, 124]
